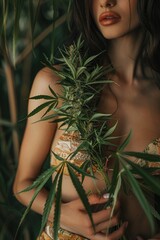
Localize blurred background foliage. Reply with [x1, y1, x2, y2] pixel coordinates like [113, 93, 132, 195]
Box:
[0, 0, 71, 239]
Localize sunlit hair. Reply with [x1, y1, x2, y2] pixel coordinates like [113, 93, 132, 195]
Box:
[69, 0, 160, 84]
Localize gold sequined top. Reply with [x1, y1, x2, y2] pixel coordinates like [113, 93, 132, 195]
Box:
[51, 131, 160, 175]
[51, 131, 92, 175]
[132, 138, 160, 170]
[43, 136, 160, 240]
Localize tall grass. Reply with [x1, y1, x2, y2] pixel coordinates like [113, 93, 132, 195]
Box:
[0, 0, 71, 239]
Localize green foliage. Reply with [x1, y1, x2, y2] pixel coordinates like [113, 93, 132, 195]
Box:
[41, 167, 60, 235]
[0, 0, 72, 239]
[19, 36, 114, 238]
[1, 1, 160, 239]
[0, 0, 72, 62]
[22, 37, 160, 239]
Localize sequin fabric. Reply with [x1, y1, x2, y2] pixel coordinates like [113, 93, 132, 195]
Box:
[37, 222, 89, 240]
[51, 131, 91, 175]
[132, 138, 160, 170]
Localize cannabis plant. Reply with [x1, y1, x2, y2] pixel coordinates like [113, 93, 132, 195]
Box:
[18, 37, 160, 239]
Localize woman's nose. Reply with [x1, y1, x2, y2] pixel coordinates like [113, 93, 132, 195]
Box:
[100, 0, 116, 8]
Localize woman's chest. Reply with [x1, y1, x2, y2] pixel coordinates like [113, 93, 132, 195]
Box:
[98, 83, 160, 152]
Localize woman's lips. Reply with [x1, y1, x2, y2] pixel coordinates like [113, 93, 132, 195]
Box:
[99, 11, 121, 26]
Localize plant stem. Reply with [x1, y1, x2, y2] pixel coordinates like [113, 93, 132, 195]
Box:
[4, 54, 19, 162]
[16, 14, 67, 65]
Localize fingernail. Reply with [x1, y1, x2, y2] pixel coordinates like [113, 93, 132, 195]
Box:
[103, 193, 110, 199]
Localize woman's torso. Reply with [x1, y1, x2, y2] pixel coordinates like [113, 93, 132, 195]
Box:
[50, 76, 160, 239]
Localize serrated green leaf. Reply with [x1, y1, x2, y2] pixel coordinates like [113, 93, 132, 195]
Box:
[80, 161, 96, 183]
[124, 160, 160, 195]
[28, 101, 55, 118]
[37, 113, 59, 122]
[51, 151, 65, 162]
[40, 169, 61, 234]
[67, 162, 95, 179]
[49, 85, 59, 99]
[53, 169, 64, 240]
[90, 113, 111, 121]
[76, 34, 84, 49]
[42, 103, 58, 118]
[30, 95, 54, 100]
[117, 131, 132, 151]
[76, 67, 86, 78]
[59, 52, 76, 79]
[67, 165, 94, 230]
[110, 169, 123, 220]
[123, 151, 160, 163]
[120, 158, 155, 233]
[17, 166, 59, 194]
[108, 158, 120, 195]
[104, 122, 118, 138]
[53, 117, 68, 123]
[83, 53, 101, 66]
[87, 80, 113, 85]
[15, 166, 56, 238]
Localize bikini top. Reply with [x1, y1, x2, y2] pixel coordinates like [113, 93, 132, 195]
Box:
[132, 138, 160, 169]
[51, 131, 91, 175]
[51, 131, 160, 175]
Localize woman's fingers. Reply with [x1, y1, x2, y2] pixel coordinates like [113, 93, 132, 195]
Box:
[61, 194, 122, 239]
[77, 194, 121, 235]
[92, 208, 120, 227]
[73, 194, 120, 216]
[92, 208, 112, 224]
[90, 221, 128, 240]
[91, 198, 120, 228]
[72, 194, 107, 210]
[95, 212, 120, 233]
[106, 222, 128, 240]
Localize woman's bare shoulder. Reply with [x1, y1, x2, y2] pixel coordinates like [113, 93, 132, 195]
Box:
[30, 66, 61, 97]
[27, 66, 62, 121]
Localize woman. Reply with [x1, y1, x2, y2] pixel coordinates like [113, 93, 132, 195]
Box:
[13, 0, 160, 239]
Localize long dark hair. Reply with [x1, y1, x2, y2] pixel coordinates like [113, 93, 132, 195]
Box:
[68, 0, 108, 61]
[68, 0, 160, 83]
[137, 0, 160, 75]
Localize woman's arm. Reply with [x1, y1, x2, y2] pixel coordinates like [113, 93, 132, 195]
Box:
[13, 67, 59, 221]
[13, 67, 127, 239]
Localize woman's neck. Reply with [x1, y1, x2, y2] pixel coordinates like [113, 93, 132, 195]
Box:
[108, 28, 143, 84]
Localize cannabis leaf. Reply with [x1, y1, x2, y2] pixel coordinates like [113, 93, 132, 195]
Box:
[18, 36, 160, 240]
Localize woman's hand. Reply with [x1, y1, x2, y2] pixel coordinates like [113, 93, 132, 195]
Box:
[90, 222, 128, 240]
[60, 194, 128, 240]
